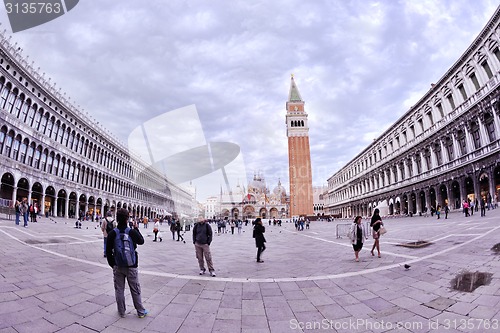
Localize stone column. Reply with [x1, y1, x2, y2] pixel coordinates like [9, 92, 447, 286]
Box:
[452, 132, 461, 159]
[40, 194, 45, 216]
[420, 151, 428, 173]
[429, 145, 437, 169]
[440, 139, 449, 163]
[11, 186, 17, 203]
[463, 126, 475, 153]
[477, 116, 489, 146]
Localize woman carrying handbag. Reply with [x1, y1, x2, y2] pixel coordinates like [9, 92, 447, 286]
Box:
[370, 208, 384, 258]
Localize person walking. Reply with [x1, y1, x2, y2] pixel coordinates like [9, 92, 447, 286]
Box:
[153, 219, 162, 242]
[20, 198, 29, 228]
[170, 220, 177, 240]
[106, 208, 148, 318]
[253, 217, 266, 263]
[436, 205, 441, 219]
[14, 199, 20, 225]
[230, 220, 235, 234]
[370, 208, 383, 258]
[192, 219, 216, 276]
[176, 220, 184, 242]
[480, 197, 486, 217]
[349, 216, 368, 262]
[237, 220, 242, 234]
[444, 204, 449, 219]
[101, 211, 115, 257]
[463, 200, 469, 217]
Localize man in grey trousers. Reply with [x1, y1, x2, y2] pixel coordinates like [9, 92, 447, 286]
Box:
[106, 208, 148, 318]
[192, 220, 216, 277]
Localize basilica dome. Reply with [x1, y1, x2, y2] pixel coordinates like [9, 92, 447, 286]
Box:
[248, 174, 267, 193]
[273, 180, 286, 197]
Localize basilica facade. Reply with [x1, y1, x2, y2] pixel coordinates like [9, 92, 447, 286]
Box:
[326, 7, 500, 218]
[0, 30, 195, 220]
[210, 174, 288, 220]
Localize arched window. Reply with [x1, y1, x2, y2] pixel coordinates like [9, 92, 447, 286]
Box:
[63, 159, 69, 179]
[40, 149, 48, 172]
[19, 99, 30, 121]
[40, 112, 49, 133]
[46, 117, 54, 137]
[74, 134, 80, 153]
[457, 130, 467, 155]
[69, 163, 75, 180]
[33, 146, 41, 169]
[1, 82, 11, 108]
[7, 88, 17, 113]
[47, 152, 54, 174]
[53, 155, 60, 175]
[415, 154, 422, 174]
[470, 121, 481, 149]
[68, 131, 75, 149]
[26, 142, 35, 166]
[0, 127, 6, 154]
[30, 105, 40, 127]
[63, 128, 70, 146]
[60, 157, 66, 177]
[484, 113, 496, 143]
[424, 149, 432, 170]
[12, 134, 21, 160]
[435, 143, 442, 166]
[4, 131, 14, 158]
[58, 124, 65, 144]
[13, 94, 24, 116]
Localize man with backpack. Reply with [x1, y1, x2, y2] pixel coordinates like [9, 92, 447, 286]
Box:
[192, 219, 216, 276]
[106, 208, 148, 318]
[101, 211, 116, 258]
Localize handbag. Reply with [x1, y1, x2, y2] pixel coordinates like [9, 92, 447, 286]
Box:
[378, 226, 387, 235]
[153, 227, 158, 233]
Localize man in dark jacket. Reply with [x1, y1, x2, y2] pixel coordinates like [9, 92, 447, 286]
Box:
[192, 220, 216, 276]
[106, 208, 148, 318]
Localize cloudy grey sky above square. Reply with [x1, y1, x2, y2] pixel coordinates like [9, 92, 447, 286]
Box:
[1, 0, 497, 200]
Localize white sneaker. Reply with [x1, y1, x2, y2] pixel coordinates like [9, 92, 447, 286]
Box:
[199, 270, 206, 275]
[210, 271, 216, 277]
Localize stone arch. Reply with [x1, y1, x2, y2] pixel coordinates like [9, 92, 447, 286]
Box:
[0, 172, 15, 204]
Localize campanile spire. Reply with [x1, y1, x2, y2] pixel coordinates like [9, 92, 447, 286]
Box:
[285, 75, 313, 217]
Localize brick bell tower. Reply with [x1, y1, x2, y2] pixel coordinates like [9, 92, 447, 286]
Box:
[286, 75, 313, 217]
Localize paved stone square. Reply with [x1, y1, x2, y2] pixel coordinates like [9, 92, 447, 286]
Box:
[1, 209, 500, 332]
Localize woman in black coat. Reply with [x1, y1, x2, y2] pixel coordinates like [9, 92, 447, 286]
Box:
[253, 218, 266, 263]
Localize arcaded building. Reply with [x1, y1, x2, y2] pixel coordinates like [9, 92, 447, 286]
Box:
[326, 7, 500, 218]
[286, 76, 314, 217]
[0, 30, 194, 219]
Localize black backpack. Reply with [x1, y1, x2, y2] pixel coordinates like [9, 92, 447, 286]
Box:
[105, 218, 115, 234]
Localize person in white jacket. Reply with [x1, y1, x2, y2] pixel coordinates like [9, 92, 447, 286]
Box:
[349, 216, 368, 262]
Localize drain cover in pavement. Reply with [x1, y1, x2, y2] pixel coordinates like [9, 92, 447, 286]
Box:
[25, 238, 66, 244]
[451, 271, 492, 292]
[491, 243, 500, 254]
[396, 240, 432, 248]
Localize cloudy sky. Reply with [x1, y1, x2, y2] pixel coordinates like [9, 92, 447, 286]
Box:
[1, 0, 498, 201]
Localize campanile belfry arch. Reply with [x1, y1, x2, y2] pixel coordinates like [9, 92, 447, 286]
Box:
[286, 75, 313, 217]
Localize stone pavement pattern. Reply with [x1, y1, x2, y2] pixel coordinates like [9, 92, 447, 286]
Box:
[0, 210, 499, 332]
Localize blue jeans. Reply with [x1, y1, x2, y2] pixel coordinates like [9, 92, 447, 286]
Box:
[23, 212, 29, 227]
[15, 212, 20, 225]
[103, 237, 107, 255]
